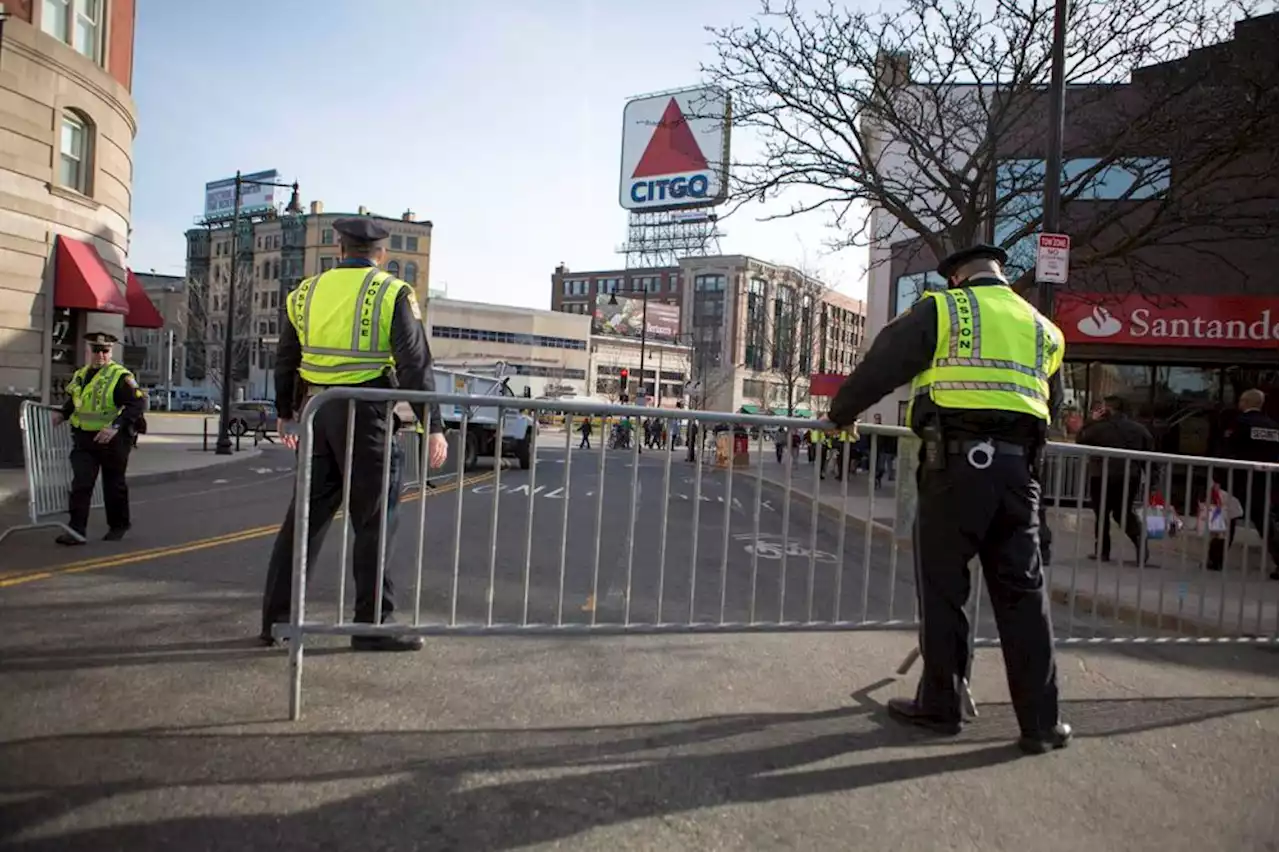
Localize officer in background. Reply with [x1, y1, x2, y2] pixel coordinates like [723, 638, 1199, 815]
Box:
[825, 244, 1071, 755]
[1212, 388, 1279, 579]
[260, 216, 448, 652]
[51, 332, 146, 545]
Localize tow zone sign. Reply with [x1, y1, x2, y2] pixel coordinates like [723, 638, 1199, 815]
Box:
[618, 87, 730, 212]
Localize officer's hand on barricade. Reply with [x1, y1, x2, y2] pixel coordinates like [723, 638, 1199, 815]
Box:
[94, 426, 118, 444]
[428, 432, 448, 469]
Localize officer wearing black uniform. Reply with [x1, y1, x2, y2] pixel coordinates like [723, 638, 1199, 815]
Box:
[260, 216, 448, 652]
[826, 244, 1072, 754]
[1212, 388, 1279, 579]
[53, 332, 146, 545]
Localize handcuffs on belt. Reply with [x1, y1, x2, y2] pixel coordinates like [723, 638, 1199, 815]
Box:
[966, 439, 996, 470]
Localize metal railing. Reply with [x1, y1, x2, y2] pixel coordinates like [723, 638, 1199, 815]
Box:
[0, 401, 104, 544]
[279, 388, 1279, 719]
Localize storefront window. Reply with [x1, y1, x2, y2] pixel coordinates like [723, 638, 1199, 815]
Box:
[1153, 366, 1221, 456]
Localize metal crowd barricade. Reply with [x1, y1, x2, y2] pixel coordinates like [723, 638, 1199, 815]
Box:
[0, 401, 103, 544]
[279, 388, 1279, 720]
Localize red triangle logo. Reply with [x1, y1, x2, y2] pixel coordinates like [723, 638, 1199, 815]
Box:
[631, 98, 709, 178]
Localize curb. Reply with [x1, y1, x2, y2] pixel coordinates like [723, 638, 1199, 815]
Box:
[0, 448, 265, 511]
[753, 473, 898, 537]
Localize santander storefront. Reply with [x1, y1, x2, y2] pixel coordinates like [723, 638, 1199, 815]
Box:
[1052, 293, 1279, 457]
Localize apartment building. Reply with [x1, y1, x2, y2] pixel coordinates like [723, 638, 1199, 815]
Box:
[182, 202, 432, 398]
[0, 0, 140, 406]
[550, 256, 866, 414]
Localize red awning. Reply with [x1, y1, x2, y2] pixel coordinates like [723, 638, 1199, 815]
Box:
[54, 237, 129, 315]
[124, 270, 165, 329]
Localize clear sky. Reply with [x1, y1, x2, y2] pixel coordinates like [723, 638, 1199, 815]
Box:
[127, 0, 869, 307]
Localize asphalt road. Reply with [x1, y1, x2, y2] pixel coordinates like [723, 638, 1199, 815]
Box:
[1, 444, 1276, 851]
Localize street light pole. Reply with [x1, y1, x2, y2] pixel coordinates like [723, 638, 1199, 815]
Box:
[214, 171, 302, 455]
[1039, 0, 1069, 318]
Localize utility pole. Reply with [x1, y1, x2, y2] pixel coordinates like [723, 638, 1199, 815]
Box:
[1039, 0, 1069, 318]
[165, 327, 174, 411]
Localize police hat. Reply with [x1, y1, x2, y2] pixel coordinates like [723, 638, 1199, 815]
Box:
[332, 216, 390, 245]
[936, 244, 1009, 279]
[84, 332, 119, 346]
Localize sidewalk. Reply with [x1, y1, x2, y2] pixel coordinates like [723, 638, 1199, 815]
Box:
[755, 461, 1278, 640]
[0, 438, 263, 508]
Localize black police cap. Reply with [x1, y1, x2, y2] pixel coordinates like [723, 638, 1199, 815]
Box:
[936, 244, 1009, 279]
[332, 216, 390, 244]
[84, 332, 119, 345]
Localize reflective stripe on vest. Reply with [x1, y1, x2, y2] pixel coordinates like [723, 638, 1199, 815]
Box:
[68, 362, 128, 431]
[286, 267, 411, 385]
[907, 286, 1064, 423]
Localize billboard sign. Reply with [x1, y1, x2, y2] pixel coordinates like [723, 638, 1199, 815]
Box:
[619, 87, 730, 212]
[203, 170, 282, 222]
[593, 295, 680, 342]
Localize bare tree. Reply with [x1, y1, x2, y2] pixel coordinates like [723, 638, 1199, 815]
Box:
[704, 0, 1277, 294]
[740, 267, 827, 416]
[183, 260, 255, 397]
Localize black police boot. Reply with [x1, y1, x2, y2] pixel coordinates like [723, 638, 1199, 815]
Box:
[55, 531, 86, 546]
[103, 526, 130, 542]
[885, 697, 963, 736]
[1017, 723, 1073, 755]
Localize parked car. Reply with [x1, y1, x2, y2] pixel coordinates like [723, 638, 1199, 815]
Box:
[226, 400, 277, 437]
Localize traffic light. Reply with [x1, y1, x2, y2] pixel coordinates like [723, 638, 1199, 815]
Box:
[619, 368, 629, 386]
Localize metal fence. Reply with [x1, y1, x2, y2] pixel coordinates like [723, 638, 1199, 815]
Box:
[279, 388, 1279, 719]
[0, 401, 104, 544]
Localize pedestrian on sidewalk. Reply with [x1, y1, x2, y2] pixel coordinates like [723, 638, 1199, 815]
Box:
[1209, 388, 1279, 579]
[823, 243, 1071, 755]
[870, 413, 896, 488]
[260, 216, 449, 653]
[1075, 395, 1153, 566]
[578, 418, 592, 449]
[50, 332, 147, 545]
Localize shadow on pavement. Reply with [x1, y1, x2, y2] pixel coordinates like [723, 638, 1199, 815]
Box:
[0, 684, 1272, 851]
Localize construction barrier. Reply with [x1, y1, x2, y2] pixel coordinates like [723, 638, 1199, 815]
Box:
[277, 389, 1278, 719]
[0, 401, 103, 544]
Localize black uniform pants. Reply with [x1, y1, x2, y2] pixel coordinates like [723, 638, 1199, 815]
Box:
[261, 399, 404, 632]
[68, 429, 131, 533]
[914, 453, 1059, 735]
[1089, 475, 1144, 559]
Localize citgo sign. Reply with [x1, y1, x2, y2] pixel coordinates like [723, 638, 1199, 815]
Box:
[618, 87, 730, 213]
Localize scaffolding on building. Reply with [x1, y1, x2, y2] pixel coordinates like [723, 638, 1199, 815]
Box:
[617, 209, 725, 269]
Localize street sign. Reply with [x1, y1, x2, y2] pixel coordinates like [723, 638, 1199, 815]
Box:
[1035, 233, 1071, 284]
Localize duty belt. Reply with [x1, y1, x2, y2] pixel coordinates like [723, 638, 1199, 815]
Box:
[946, 439, 1028, 470]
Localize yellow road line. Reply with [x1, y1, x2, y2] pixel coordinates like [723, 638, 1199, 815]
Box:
[0, 472, 493, 589]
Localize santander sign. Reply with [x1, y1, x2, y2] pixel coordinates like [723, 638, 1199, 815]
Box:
[1056, 293, 1280, 349]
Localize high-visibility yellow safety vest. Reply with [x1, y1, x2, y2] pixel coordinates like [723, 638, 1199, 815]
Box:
[907, 285, 1064, 423]
[68, 361, 130, 431]
[286, 266, 416, 385]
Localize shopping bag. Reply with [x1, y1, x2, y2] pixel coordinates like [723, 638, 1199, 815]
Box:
[1194, 485, 1229, 537]
[1143, 493, 1169, 540]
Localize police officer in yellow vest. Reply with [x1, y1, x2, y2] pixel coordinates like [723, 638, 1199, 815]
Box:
[825, 244, 1070, 755]
[51, 332, 146, 545]
[260, 216, 448, 652]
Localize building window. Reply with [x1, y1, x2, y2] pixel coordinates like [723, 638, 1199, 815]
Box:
[694, 274, 725, 292]
[322, 228, 334, 245]
[891, 271, 947, 319]
[58, 110, 91, 194]
[42, 0, 103, 64]
[391, 235, 404, 251]
[403, 262, 418, 285]
[406, 236, 419, 252]
[387, 260, 401, 277]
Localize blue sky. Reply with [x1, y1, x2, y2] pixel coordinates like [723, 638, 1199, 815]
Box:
[127, 0, 868, 307]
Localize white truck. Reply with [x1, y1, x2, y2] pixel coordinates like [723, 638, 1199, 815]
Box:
[399, 368, 536, 471]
